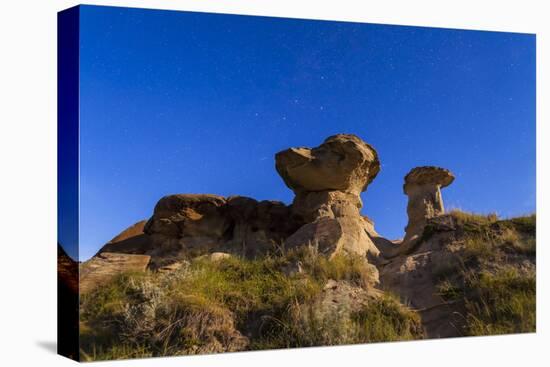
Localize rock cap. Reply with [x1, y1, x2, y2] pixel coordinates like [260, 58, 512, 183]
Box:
[275, 134, 380, 195]
[404, 166, 454, 194]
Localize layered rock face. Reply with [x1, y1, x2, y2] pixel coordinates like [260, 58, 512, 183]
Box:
[276, 134, 381, 259]
[80, 252, 151, 293]
[402, 166, 455, 246]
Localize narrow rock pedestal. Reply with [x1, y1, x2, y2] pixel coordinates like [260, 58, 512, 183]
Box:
[402, 166, 455, 247]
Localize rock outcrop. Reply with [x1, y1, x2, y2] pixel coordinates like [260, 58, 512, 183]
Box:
[99, 220, 152, 254]
[378, 219, 463, 338]
[95, 194, 302, 268]
[401, 166, 454, 250]
[275, 134, 380, 196]
[140, 194, 301, 266]
[92, 134, 384, 270]
[276, 134, 381, 259]
[80, 252, 151, 293]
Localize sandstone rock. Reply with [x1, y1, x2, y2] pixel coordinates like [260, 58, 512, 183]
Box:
[140, 194, 230, 262]
[95, 194, 300, 266]
[291, 191, 362, 223]
[99, 220, 153, 255]
[80, 252, 151, 293]
[145, 194, 228, 238]
[380, 245, 454, 337]
[402, 166, 455, 249]
[224, 196, 301, 257]
[379, 216, 474, 338]
[317, 280, 383, 317]
[285, 216, 380, 258]
[275, 134, 380, 196]
[362, 215, 377, 236]
[276, 134, 382, 259]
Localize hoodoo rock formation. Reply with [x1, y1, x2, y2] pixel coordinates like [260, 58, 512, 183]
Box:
[75, 132, 538, 347]
[276, 134, 381, 259]
[402, 166, 455, 245]
[82, 134, 456, 294]
[275, 134, 380, 196]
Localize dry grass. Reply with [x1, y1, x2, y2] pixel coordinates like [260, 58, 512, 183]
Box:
[252, 293, 422, 349]
[464, 267, 536, 335]
[434, 211, 536, 336]
[80, 248, 417, 360]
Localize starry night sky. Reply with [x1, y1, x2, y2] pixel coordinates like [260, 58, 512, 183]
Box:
[75, 5, 535, 261]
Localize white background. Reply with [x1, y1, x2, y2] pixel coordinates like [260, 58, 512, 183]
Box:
[0, 0, 547, 365]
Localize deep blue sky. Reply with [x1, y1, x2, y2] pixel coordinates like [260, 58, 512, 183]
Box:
[76, 5, 535, 261]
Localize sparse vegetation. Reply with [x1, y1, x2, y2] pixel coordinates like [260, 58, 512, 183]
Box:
[448, 209, 499, 231]
[79, 211, 536, 360]
[434, 211, 536, 336]
[253, 293, 422, 350]
[464, 267, 535, 335]
[80, 247, 419, 361]
[350, 295, 423, 342]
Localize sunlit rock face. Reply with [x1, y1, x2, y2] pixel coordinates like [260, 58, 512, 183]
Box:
[276, 134, 381, 260]
[402, 166, 455, 245]
[139, 194, 301, 264]
[275, 134, 380, 196]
